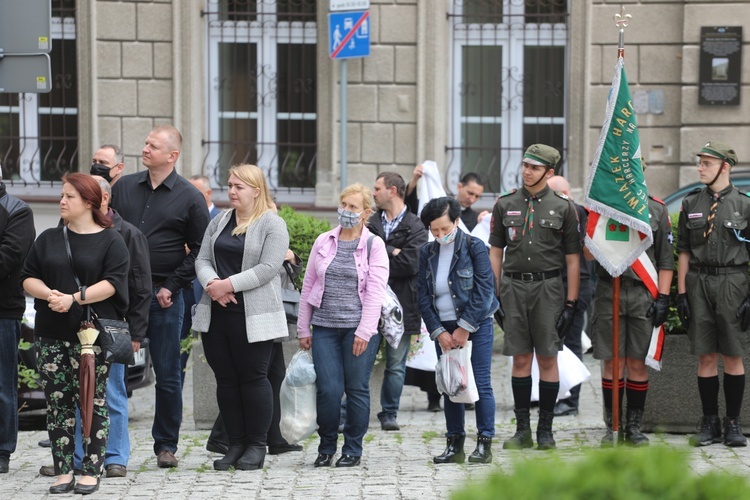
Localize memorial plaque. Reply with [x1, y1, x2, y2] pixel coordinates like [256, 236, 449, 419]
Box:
[699, 26, 742, 106]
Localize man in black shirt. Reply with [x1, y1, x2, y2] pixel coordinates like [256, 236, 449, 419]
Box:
[112, 126, 209, 468]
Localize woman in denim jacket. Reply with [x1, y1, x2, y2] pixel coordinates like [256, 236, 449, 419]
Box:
[297, 183, 389, 468]
[417, 197, 499, 465]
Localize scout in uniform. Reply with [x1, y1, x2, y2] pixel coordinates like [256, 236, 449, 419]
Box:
[489, 144, 581, 450]
[677, 141, 750, 448]
[589, 193, 673, 447]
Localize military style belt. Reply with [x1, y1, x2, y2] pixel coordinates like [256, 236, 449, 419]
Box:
[691, 265, 747, 276]
[506, 270, 560, 282]
[598, 274, 644, 288]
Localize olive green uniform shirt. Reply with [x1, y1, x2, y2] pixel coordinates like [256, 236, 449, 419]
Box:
[677, 184, 750, 267]
[489, 185, 581, 272]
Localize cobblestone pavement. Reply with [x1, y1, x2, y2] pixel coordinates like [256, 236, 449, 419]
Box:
[6, 351, 750, 499]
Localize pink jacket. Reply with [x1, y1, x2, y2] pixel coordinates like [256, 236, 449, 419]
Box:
[297, 225, 389, 342]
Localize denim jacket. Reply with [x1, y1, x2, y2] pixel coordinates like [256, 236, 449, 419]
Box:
[417, 228, 499, 340]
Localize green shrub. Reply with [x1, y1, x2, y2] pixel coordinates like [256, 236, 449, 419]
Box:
[452, 446, 749, 500]
[666, 211, 684, 335]
[17, 338, 39, 390]
[278, 205, 332, 286]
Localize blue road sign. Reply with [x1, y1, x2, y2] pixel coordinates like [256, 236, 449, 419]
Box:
[329, 10, 370, 60]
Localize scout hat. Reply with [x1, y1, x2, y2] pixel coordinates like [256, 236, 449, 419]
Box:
[698, 141, 738, 166]
[523, 144, 561, 169]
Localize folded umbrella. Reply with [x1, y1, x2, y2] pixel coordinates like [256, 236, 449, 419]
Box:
[77, 319, 99, 439]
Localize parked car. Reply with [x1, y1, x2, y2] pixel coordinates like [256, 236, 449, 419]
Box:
[17, 295, 154, 414]
[663, 172, 750, 214]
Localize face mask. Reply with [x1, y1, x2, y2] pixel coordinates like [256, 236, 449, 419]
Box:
[337, 207, 362, 229]
[436, 226, 458, 246]
[90, 163, 113, 182]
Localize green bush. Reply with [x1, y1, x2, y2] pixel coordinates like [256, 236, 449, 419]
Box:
[278, 205, 332, 286]
[666, 211, 684, 335]
[452, 446, 749, 500]
[17, 338, 39, 390]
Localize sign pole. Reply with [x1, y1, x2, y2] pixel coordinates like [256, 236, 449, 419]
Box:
[340, 59, 348, 192]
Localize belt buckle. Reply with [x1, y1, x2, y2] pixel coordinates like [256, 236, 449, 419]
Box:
[521, 273, 534, 282]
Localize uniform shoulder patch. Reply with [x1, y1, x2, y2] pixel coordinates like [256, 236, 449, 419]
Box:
[554, 190, 569, 200]
[648, 195, 666, 206]
[497, 189, 516, 199]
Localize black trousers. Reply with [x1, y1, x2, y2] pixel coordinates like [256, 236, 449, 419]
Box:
[209, 342, 289, 448]
[202, 306, 274, 447]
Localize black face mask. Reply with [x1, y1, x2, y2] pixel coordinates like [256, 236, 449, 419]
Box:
[90, 163, 113, 182]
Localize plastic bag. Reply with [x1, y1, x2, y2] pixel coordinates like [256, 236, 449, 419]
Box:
[435, 341, 479, 404]
[279, 350, 317, 444]
[406, 321, 438, 372]
[285, 350, 317, 387]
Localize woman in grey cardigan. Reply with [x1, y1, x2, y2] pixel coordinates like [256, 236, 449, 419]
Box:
[192, 164, 289, 471]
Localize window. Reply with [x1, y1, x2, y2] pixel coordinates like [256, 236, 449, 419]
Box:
[203, 0, 317, 202]
[0, 0, 77, 185]
[449, 0, 568, 193]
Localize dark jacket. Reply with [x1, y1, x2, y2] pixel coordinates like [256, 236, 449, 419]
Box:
[110, 209, 152, 343]
[368, 208, 428, 336]
[418, 228, 499, 340]
[0, 182, 35, 320]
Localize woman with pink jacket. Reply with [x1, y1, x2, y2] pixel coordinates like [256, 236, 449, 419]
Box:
[297, 183, 389, 468]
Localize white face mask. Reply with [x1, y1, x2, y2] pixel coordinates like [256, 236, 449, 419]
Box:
[436, 226, 458, 246]
[337, 207, 362, 229]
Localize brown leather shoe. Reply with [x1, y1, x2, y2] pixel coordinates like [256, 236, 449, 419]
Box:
[156, 450, 178, 468]
[105, 464, 127, 477]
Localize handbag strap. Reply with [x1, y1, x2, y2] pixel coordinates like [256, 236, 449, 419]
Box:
[282, 261, 301, 292]
[63, 226, 91, 322]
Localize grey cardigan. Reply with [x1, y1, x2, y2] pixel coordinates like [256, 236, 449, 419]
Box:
[192, 209, 290, 343]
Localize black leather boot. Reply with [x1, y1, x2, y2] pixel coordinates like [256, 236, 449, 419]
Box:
[624, 408, 650, 447]
[536, 410, 556, 450]
[433, 434, 466, 464]
[601, 408, 624, 447]
[236, 446, 266, 471]
[213, 444, 246, 471]
[503, 408, 533, 449]
[468, 435, 493, 464]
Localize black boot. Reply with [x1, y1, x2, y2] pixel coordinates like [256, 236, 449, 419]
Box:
[688, 415, 722, 447]
[468, 435, 493, 464]
[724, 417, 747, 447]
[433, 434, 465, 464]
[213, 444, 245, 471]
[624, 408, 649, 447]
[536, 410, 556, 450]
[601, 408, 625, 447]
[235, 446, 266, 471]
[206, 415, 230, 455]
[503, 409, 533, 449]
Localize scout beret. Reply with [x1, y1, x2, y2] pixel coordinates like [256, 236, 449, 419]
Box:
[523, 144, 561, 169]
[698, 141, 738, 166]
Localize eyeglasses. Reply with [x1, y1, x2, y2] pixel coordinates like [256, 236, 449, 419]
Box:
[697, 160, 723, 169]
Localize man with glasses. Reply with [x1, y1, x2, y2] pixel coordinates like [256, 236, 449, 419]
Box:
[677, 141, 750, 448]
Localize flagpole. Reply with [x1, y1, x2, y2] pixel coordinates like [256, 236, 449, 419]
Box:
[611, 4, 631, 447]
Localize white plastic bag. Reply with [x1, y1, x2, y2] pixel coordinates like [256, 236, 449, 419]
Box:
[435, 341, 479, 404]
[529, 345, 591, 401]
[279, 350, 317, 444]
[406, 321, 438, 372]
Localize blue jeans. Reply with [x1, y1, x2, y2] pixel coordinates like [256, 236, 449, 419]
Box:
[74, 362, 129, 468]
[149, 288, 184, 455]
[312, 326, 380, 457]
[435, 317, 495, 437]
[0, 319, 21, 460]
[378, 334, 410, 421]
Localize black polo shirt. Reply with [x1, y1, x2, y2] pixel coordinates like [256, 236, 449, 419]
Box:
[111, 168, 210, 294]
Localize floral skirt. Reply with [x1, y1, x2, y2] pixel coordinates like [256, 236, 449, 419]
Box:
[36, 337, 110, 476]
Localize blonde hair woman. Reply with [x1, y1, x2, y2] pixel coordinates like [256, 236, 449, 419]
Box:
[297, 183, 389, 468]
[192, 164, 290, 471]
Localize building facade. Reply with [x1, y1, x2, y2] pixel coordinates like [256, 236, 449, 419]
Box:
[1, 0, 748, 228]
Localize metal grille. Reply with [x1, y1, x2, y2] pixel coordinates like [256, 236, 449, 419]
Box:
[0, 0, 77, 186]
[202, 0, 317, 197]
[447, 0, 568, 194]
